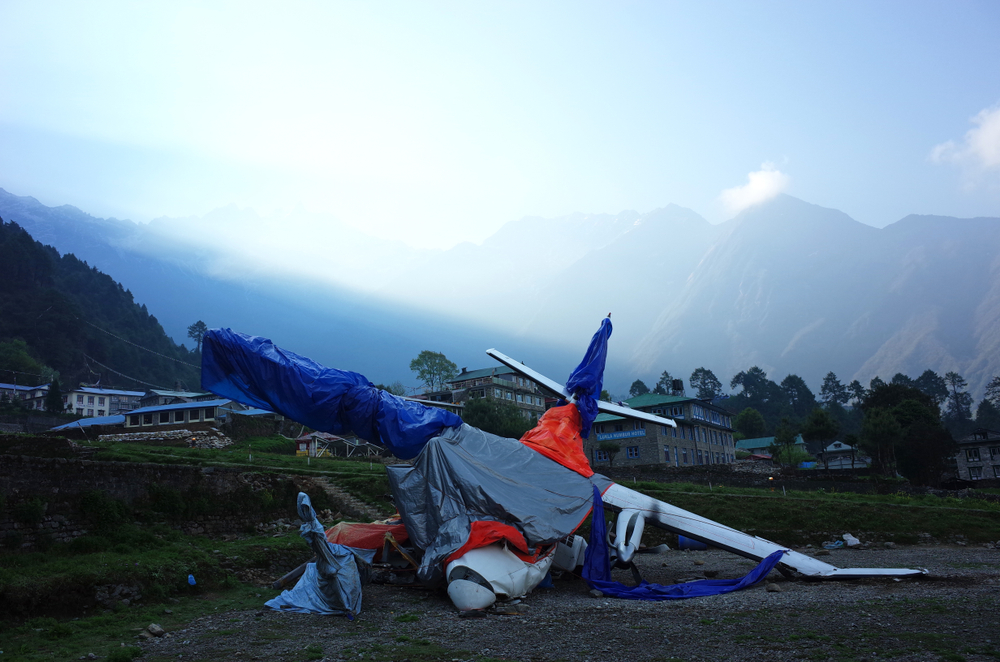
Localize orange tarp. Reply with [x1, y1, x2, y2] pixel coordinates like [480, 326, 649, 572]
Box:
[519, 404, 594, 477]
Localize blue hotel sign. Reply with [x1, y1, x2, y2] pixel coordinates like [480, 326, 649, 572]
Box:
[595, 429, 646, 441]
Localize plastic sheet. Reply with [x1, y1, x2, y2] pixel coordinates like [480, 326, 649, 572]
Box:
[582, 485, 786, 600]
[265, 494, 375, 617]
[202, 328, 462, 459]
[564, 318, 612, 439]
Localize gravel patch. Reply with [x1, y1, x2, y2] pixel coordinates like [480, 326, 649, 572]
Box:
[140, 545, 1000, 661]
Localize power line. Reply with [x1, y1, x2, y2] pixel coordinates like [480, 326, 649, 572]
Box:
[83, 353, 171, 390]
[77, 317, 200, 368]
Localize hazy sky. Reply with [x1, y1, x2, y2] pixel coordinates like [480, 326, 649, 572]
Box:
[2, 1, 999, 249]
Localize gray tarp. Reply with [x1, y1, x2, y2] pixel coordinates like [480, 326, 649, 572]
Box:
[387, 424, 601, 584]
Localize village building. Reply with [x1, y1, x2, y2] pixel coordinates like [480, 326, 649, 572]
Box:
[421, 365, 548, 423]
[954, 428, 1000, 482]
[586, 393, 736, 469]
[123, 398, 245, 429]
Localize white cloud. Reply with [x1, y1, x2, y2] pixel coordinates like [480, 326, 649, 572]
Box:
[719, 162, 790, 215]
[931, 104, 1000, 171]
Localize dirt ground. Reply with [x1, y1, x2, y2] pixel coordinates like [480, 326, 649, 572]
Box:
[140, 544, 1000, 662]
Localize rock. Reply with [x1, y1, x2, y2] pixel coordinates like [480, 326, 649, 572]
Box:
[589, 589, 604, 598]
[765, 583, 782, 593]
[815, 550, 831, 556]
[693, 560, 705, 566]
[138, 631, 153, 640]
[884, 542, 896, 549]
[148, 623, 166, 637]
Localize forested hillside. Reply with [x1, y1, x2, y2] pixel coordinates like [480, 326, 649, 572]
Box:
[0, 218, 200, 390]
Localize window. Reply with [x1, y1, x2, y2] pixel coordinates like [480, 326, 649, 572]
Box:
[87, 408, 94, 416]
[595, 449, 609, 462]
[129, 414, 139, 425]
[98, 397, 105, 405]
[614, 423, 624, 432]
[994, 466, 1000, 478]
[160, 412, 171, 423]
[505, 392, 512, 400]
[634, 421, 645, 430]
[190, 409, 201, 421]
[991, 447, 1000, 460]
[671, 427, 677, 438]
[495, 388, 502, 397]
[77, 395, 84, 403]
[627, 446, 640, 459]
[966, 448, 982, 462]
[664, 445, 670, 461]
[969, 466, 983, 480]
[682, 449, 688, 464]
[87, 396, 95, 405]
[517, 394, 523, 403]
[97, 410, 104, 416]
[661, 425, 669, 434]
[697, 449, 703, 465]
[204, 407, 214, 420]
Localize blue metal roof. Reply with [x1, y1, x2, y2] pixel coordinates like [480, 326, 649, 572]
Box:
[51, 415, 126, 430]
[126, 399, 233, 415]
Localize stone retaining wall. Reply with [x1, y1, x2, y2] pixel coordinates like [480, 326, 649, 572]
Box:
[0, 454, 300, 550]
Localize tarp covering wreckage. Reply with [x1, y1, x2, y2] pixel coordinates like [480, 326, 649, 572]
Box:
[201, 322, 924, 616]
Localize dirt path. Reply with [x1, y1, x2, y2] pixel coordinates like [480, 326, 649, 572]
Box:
[140, 545, 1000, 662]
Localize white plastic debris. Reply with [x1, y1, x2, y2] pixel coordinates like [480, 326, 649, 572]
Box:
[843, 533, 860, 547]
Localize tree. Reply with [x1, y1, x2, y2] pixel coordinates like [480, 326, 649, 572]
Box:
[461, 396, 533, 439]
[847, 380, 866, 406]
[373, 381, 407, 396]
[409, 351, 458, 391]
[801, 407, 839, 446]
[890, 373, 914, 387]
[943, 371, 973, 433]
[187, 320, 208, 352]
[599, 441, 621, 468]
[733, 407, 767, 439]
[860, 382, 954, 485]
[975, 398, 1000, 431]
[780, 374, 817, 419]
[984, 375, 1000, 409]
[859, 408, 903, 477]
[629, 379, 650, 398]
[914, 370, 949, 408]
[690, 367, 723, 400]
[45, 378, 64, 413]
[600, 389, 612, 402]
[768, 418, 799, 467]
[653, 371, 673, 395]
[730, 366, 772, 401]
[819, 372, 849, 407]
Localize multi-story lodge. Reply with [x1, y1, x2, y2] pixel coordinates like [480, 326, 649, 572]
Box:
[586, 393, 736, 469]
[955, 428, 1000, 482]
[422, 366, 549, 423]
[16, 384, 144, 417]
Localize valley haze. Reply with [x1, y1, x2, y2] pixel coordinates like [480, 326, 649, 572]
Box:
[2, 187, 999, 400]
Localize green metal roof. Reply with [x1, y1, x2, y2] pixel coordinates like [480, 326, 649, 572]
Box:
[446, 366, 517, 384]
[594, 412, 625, 423]
[736, 434, 804, 450]
[624, 393, 692, 408]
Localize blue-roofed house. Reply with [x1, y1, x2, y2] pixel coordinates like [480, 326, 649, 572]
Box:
[123, 399, 248, 429]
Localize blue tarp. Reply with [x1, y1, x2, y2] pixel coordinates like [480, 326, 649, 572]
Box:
[564, 317, 612, 439]
[582, 486, 786, 600]
[265, 493, 376, 617]
[201, 328, 462, 459]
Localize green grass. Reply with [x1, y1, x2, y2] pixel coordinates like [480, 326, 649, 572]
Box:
[622, 481, 1000, 544]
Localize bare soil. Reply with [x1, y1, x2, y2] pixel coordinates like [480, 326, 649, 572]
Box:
[137, 544, 1000, 662]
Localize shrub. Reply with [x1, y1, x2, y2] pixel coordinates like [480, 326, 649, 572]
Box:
[14, 498, 46, 526]
[80, 490, 130, 531]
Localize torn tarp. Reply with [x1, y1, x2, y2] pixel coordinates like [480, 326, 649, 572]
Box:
[582, 485, 786, 600]
[386, 424, 597, 584]
[564, 317, 612, 439]
[201, 328, 462, 459]
[265, 493, 376, 617]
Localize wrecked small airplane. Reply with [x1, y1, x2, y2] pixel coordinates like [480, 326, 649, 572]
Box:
[201, 319, 924, 615]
